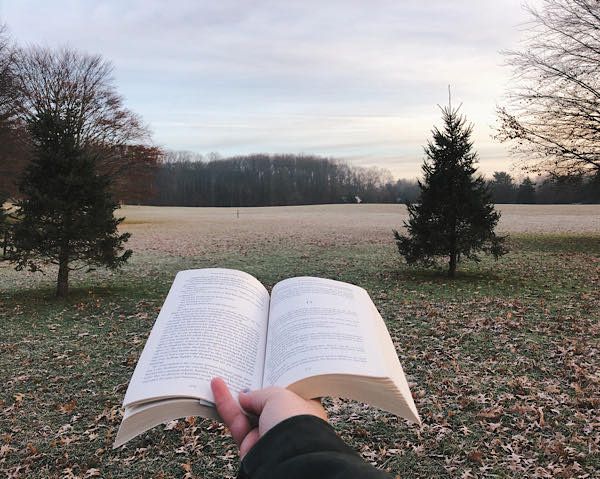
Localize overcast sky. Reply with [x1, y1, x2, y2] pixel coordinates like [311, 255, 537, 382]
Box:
[1, 0, 536, 179]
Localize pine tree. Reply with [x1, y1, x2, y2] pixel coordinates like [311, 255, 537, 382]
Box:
[11, 110, 132, 297]
[7, 47, 145, 297]
[489, 171, 517, 203]
[394, 104, 507, 277]
[516, 177, 536, 204]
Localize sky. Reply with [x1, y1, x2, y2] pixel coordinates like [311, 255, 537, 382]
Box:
[0, 0, 537, 179]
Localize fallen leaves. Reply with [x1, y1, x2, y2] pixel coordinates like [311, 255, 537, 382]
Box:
[477, 406, 504, 420]
[57, 400, 77, 415]
[1, 222, 599, 478]
[467, 450, 483, 464]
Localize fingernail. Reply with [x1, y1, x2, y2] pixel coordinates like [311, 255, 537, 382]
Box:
[240, 388, 250, 394]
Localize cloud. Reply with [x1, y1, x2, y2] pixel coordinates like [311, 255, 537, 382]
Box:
[0, 0, 537, 178]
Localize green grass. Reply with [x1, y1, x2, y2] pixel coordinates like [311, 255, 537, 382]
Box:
[0, 233, 598, 478]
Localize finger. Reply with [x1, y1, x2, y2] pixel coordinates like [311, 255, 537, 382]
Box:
[239, 428, 260, 459]
[309, 398, 328, 419]
[238, 387, 280, 416]
[210, 378, 251, 446]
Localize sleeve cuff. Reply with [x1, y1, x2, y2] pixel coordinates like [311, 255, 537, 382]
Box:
[240, 415, 358, 478]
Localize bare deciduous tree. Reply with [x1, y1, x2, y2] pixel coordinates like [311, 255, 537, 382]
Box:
[10, 47, 149, 296]
[496, 0, 600, 177]
[0, 24, 18, 127]
[0, 23, 27, 197]
[13, 47, 148, 165]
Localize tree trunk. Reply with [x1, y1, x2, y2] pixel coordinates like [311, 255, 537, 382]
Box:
[56, 249, 69, 297]
[448, 252, 457, 278]
[449, 219, 458, 278]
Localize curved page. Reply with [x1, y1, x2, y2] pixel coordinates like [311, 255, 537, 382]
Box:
[123, 268, 270, 407]
[264, 276, 386, 387]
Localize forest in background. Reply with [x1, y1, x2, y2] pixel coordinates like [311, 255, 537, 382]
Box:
[2, 149, 599, 207]
[142, 152, 600, 206]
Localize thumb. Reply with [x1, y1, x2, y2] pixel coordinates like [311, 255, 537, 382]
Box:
[238, 387, 281, 416]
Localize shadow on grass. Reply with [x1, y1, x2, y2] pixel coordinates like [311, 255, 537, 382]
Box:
[509, 233, 600, 253]
[385, 267, 502, 283]
[0, 282, 149, 311]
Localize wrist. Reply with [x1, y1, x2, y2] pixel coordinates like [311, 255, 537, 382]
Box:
[242, 415, 337, 475]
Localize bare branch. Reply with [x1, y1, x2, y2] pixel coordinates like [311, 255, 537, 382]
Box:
[497, 0, 600, 176]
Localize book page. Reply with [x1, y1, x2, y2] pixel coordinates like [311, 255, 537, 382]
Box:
[123, 268, 270, 406]
[263, 277, 386, 388]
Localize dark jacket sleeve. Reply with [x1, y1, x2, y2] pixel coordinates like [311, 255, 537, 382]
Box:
[237, 415, 392, 479]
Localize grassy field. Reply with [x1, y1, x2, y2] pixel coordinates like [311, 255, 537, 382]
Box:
[1, 205, 599, 478]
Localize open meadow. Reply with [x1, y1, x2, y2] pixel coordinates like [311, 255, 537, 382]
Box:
[1, 204, 599, 478]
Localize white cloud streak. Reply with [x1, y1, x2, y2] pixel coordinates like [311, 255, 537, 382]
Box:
[0, 0, 539, 177]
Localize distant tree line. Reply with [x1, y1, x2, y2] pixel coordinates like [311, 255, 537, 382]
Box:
[136, 153, 599, 207]
[5, 140, 598, 208]
[487, 171, 600, 204]
[148, 152, 420, 207]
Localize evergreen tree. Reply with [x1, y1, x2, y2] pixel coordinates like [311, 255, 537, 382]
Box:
[394, 105, 507, 277]
[11, 111, 132, 297]
[8, 47, 145, 297]
[516, 177, 536, 204]
[489, 171, 517, 203]
[585, 172, 600, 203]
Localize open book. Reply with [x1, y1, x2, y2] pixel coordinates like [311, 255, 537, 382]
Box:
[114, 268, 420, 447]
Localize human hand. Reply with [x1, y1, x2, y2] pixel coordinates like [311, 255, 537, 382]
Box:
[210, 377, 327, 458]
